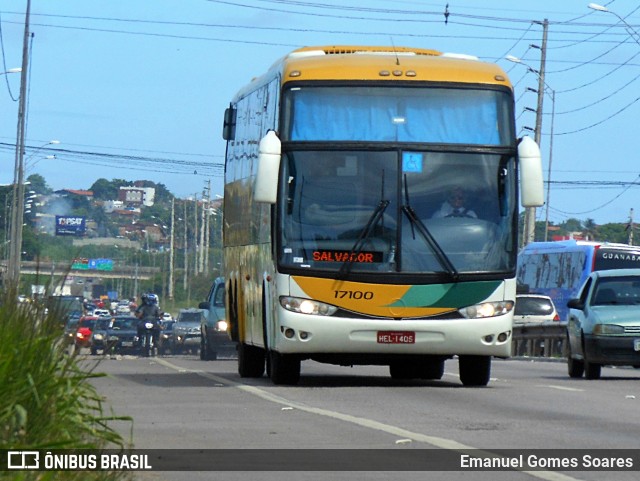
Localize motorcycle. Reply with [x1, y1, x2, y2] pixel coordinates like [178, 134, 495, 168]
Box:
[140, 321, 157, 357]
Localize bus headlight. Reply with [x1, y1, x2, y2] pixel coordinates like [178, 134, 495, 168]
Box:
[459, 301, 514, 319]
[280, 296, 338, 316]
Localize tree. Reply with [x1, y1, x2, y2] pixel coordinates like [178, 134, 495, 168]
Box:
[597, 223, 629, 244]
[26, 173, 52, 195]
[563, 218, 583, 234]
[583, 218, 598, 241]
[90, 178, 131, 200]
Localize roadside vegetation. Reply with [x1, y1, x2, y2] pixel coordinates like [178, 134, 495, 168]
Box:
[0, 286, 133, 481]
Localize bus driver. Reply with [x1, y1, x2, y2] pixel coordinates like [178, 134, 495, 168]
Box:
[432, 187, 478, 219]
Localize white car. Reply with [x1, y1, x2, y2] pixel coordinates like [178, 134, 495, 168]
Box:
[513, 294, 559, 325]
[93, 308, 111, 317]
[162, 312, 173, 322]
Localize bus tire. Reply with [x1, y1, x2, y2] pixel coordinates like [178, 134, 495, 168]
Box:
[238, 343, 265, 378]
[389, 362, 415, 380]
[269, 350, 300, 385]
[418, 359, 445, 380]
[458, 355, 491, 387]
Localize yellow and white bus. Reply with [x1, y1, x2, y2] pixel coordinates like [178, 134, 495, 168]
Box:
[222, 45, 543, 386]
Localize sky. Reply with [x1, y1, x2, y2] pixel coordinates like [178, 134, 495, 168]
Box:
[1, 0, 639, 226]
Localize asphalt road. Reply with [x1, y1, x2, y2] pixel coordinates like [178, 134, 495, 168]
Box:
[89, 353, 640, 481]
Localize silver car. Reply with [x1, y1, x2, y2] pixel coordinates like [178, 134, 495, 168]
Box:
[170, 309, 204, 355]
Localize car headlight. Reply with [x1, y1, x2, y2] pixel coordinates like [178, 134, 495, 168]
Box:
[280, 296, 338, 316]
[93, 333, 104, 341]
[459, 301, 514, 319]
[593, 324, 625, 335]
[216, 320, 228, 332]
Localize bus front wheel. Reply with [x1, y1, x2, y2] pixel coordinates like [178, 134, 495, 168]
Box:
[269, 350, 300, 385]
[458, 355, 491, 387]
[238, 343, 265, 378]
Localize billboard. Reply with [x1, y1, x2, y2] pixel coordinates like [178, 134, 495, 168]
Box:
[71, 258, 113, 271]
[55, 215, 86, 236]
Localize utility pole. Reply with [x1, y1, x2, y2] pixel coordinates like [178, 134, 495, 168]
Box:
[524, 18, 548, 246]
[8, 0, 31, 287]
[199, 189, 206, 274]
[628, 208, 635, 246]
[168, 199, 175, 301]
[183, 200, 188, 291]
[193, 193, 199, 275]
[204, 179, 211, 273]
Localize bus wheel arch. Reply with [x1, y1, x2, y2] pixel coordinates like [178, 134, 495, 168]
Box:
[262, 284, 301, 385]
[228, 279, 239, 342]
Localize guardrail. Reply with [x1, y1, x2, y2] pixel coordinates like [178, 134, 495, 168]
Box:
[512, 323, 567, 358]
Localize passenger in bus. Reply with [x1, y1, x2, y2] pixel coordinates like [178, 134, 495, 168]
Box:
[432, 187, 478, 219]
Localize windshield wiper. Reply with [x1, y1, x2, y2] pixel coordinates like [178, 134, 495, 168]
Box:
[402, 174, 458, 279]
[337, 199, 390, 279]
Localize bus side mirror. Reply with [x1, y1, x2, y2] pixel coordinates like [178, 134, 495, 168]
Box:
[518, 136, 544, 207]
[222, 105, 236, 140]
[253, 130, 281, 204]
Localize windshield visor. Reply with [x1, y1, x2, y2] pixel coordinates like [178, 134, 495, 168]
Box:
[283, 85, 513, 145]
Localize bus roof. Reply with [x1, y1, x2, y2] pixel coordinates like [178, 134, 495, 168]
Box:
[233, 45, 512, 102]
[280, 45, 511, 86]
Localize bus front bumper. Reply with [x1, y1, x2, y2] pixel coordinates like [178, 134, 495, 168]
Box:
[272, 313, 513, 358]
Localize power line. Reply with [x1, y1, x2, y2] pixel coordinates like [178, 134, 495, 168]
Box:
[0, 142, 224, 177]
[3, 2, 640, 144]
[547, 175, 640, 216]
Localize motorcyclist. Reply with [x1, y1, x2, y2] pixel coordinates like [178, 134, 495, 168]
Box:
[135, 293, 162, 351]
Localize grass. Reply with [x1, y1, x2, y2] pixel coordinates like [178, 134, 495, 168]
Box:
[0, 286, 133, 481]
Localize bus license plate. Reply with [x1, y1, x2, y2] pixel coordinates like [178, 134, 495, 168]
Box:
[634, 339, 640, 352]
[377, 331, 415, 344]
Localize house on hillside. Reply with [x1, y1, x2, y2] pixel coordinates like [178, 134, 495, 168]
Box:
[118, 185, 155, 207]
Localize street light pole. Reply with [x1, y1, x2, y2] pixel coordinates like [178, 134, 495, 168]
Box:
[7, 140, 59, 285]
[0, 68, 22, 77]
[7, 0, 32, 287]
[588, 4, 640, 46]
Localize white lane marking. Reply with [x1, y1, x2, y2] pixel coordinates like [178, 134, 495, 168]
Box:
[537, 385, 584, 392]
[154, 358, 584, 481]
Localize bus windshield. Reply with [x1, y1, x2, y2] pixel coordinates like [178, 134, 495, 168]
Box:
[278, 149, 517, 276]
[282, 85, 514, 145]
